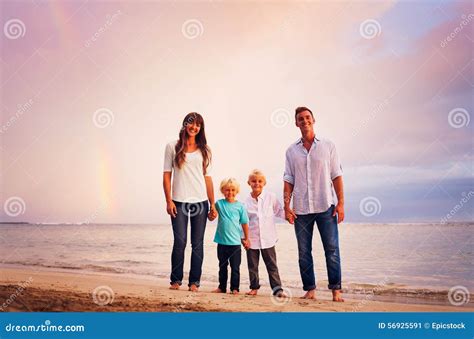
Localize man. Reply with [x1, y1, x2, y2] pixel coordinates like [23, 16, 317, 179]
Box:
[283, 106, 345, 301]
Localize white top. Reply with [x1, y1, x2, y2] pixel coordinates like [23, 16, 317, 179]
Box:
[244, 191, 285, 250]
[163, 140, 212, 203]
[283, 137, 343, 215]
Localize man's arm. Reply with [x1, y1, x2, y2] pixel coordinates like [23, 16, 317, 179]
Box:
[284, 181, 297, 224]
[283, 148, 297, 224]
[332, 176, 344, 223]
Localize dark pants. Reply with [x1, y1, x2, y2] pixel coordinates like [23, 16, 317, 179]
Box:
[170, 200, 209, 287]
[294, 205, 342, 291]
[217, 244, 241, 292]
[247, 246, 283, 295]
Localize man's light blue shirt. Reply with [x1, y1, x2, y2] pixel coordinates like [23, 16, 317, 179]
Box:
[284, 137, 343, 215]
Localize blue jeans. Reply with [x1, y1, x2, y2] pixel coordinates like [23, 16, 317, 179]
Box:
[217, 244, 241, 292]
[170, 200, 209, 287]
[294, 205, 341, 290]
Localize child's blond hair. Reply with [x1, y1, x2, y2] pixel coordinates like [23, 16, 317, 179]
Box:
[220, 177, 240, 194]
[248, 169, 266, 181]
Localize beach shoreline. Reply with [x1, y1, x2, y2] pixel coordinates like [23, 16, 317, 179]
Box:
[1, 267, 472, 312]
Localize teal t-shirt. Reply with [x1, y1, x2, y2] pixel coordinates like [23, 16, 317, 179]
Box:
[214, 199, 249, 245]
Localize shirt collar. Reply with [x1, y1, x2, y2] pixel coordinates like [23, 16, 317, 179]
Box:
[249, 190, 266, 202]
[296, 136, 319, 145]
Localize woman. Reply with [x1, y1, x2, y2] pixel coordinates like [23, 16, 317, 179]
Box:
[163, 112, 216, 292]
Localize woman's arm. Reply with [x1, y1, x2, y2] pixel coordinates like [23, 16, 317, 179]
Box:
[208, 200, 218, 221]
[163, 172, 177, 218]
[205, 176, 216, 218]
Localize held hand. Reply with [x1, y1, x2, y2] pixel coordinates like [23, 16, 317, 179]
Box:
[208, 204, 217, 221]
[241, 239, 250, 250]
[166, 201, 177, 218]
[332, 203, 344, 224]
[285, 207, 297, 224]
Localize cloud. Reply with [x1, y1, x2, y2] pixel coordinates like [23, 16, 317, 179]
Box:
[1, 1, 471, 223]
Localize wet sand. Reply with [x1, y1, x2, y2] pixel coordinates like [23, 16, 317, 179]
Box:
[1, 267, 472, 312]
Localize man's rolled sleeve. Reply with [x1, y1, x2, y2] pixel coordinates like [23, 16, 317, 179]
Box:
[283, 149, 295, 185]
[330, 143, 343, 180]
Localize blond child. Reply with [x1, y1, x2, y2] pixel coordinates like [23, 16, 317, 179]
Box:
[210, 178, 250, 294]
[244, 169, 286, 296]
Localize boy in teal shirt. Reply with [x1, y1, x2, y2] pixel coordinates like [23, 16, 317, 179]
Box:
[210, 178, 250, 294]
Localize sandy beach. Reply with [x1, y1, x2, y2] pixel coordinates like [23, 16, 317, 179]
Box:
[1, 267, 472, 312]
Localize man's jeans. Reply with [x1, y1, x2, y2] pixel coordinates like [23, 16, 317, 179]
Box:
[294, 205, 342, 290]
[170, 200, 209, 287]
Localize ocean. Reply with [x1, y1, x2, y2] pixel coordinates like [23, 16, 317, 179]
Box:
[1, 222, 472, 305]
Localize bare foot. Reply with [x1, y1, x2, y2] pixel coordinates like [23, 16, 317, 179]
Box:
[188, 284, 199, 292]
[212, 288, 224, 293]
[231, 290, 239, 295]
[300, 289, 316, 299]
[246, 289, 258, 296]
[332, 289, 344, 302]
[275, 290, 288, 298]
[169, 283, 180, 290]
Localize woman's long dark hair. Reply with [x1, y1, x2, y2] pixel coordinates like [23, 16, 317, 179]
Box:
[174, 112, 211, 175]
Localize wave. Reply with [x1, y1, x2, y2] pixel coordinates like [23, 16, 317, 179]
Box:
[344, 283, 453, 299]
[1, 261, 136, 275]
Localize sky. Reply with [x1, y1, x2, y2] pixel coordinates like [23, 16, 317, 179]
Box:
[0, 0, 472, 224]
